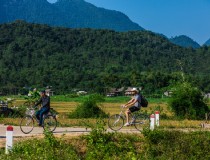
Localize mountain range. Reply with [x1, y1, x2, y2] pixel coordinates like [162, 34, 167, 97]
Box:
[0, 0, 209, 48]
[0, 0, 144, 32]
[169, 35, 200, 49]
[205, 38, 210, 46]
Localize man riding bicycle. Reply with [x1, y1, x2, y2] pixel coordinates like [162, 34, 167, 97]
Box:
[122, 88, 141, 126]
[34, 90, 50, 126]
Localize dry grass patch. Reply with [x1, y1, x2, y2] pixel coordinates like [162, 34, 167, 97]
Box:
[0, 118, 22, 126]
[159, 120, 203, 128]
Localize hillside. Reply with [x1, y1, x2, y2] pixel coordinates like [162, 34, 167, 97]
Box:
[169, 35, 200, 49]
[0, 0, 144, 31]
[0, 21, 210, 94]
[204, 38, 210, 46]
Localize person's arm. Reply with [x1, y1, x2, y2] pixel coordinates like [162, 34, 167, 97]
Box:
[34, 98, 42, 107]
[127, 98, 133, 104]
[124, 98, 136, 108]
[124, 96, 138, 108]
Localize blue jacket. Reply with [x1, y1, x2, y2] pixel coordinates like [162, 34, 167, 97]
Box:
[35, 96, 50, 109]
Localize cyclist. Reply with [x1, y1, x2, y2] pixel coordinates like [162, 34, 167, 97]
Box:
[123, 88, 141, 126]
[34, 90, 50, 126]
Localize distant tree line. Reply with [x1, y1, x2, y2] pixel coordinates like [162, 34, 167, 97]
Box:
[0, 21, 210, 95]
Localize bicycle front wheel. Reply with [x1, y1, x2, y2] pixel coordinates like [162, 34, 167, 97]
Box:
[20, 115, 34, 134]
[134, 114, 149, 132]
[108, 114, 124, 131]
[43, 115, 57, 132]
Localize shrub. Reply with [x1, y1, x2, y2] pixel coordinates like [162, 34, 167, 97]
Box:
[24, 90, 40, 106]
[84, 119, 139, 160]
[0, 129, 80, 160]
[65, 93, 79, 98]
[11, 105, 27, 117]
[68, 94, 107, 118]
[0, 128, 210, 159]
[142, 129, 210, 160]
[169, 82, 209, 119]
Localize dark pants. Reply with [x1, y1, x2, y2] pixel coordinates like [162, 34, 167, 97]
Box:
[129, 106, 140, 113]
[36, 107, 50, 125]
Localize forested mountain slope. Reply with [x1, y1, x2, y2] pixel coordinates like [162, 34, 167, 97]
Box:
[0, 0, 144, 31]
[0, 21, 210, 94]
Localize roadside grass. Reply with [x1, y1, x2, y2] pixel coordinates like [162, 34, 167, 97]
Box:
[158, 120, 203, 129]
[0, 125, 210, 159]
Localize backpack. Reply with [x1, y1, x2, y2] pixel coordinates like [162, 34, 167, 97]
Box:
[140, 95, 148, 107]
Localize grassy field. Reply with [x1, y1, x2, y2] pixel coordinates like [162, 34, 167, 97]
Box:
[10, 95, 173, 117]
[1, 95, 209, 129]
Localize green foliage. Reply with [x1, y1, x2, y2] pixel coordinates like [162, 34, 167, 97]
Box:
[1, 127, 210, 159]
[10, 105, 27, 117]
[51, 95, 87, 102]
[85, 119, 139, 160]
[0, 21, 210, 95]
[65, 94, 79, 98]
[68, 94, 107, 118]
[0, 131, 80, 160]
[142, 129, 210, 160]
[0, 108, 14, 118]
[24, 90, 40, 106]
[169, 82, 209, 119]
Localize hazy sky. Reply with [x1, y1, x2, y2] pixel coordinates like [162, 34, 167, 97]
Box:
[47, 0, 210, 45]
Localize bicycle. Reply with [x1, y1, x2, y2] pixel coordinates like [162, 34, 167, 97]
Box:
[20, 107, 57, 134]
[108, 106, 149, 132]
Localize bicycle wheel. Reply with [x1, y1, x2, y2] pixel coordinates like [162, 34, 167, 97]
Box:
[108, 114, 124, 131]
[43, 115, 57, 132]
[20, 115, 34, 134]
[134, 114, 149, 132]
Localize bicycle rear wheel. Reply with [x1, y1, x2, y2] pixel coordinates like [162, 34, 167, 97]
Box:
[43, 115, 57, 132]
[20, 115, 34, 134]
[108, 114, 124, 131]
[134, 114, 149, 132]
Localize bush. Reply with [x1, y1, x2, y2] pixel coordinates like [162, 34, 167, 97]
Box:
[0, 129, 80, 160]
[142, 129, 210, 160]
[24, 90, 40, 106]
[68, 94, 108, 118]
[84, 119, 139, 160]
[1, 127, 210, 159]
[11, 105, 27, 117]
[0, 108, 14, 118]
[169, 82, 209, 119]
